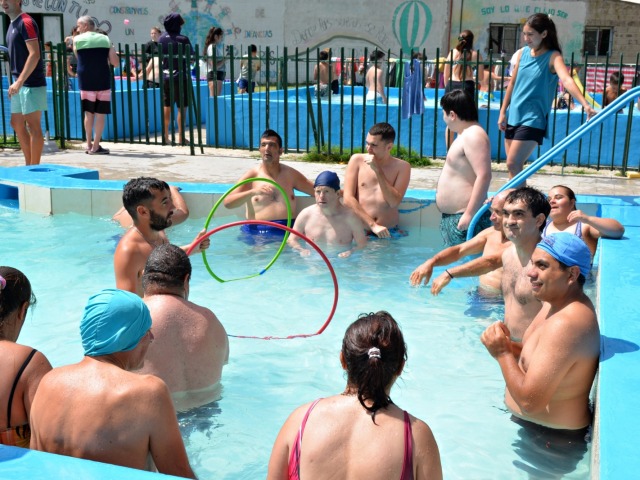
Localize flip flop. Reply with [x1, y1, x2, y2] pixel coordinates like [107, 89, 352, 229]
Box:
[88, 146, 110, 155]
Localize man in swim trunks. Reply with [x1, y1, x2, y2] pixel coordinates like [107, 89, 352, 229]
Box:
[74, 15, 119, 155]
[223, 129, 315, 233]
[481, 233, 599, 434]
[288, 171, 367, 258]
[410, 189, 514, 295]
[138, 244, 229, 412]
[314, 50, 332, 98]
[436, 90, 492, 247]
[114, 177, 209, 296]
[4, 0, 47, 165]
[365, 50, 387, 104]
[29, 289, 196, 478]
[343, 122, 411, 238]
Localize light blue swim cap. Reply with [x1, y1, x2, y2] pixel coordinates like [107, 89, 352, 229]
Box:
[80, 288, 152, 357]
[536, 232, 591, 277]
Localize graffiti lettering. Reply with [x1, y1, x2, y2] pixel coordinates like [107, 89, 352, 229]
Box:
[289, 17, 392, 48]
[32, 0, 44, 8]
[109, 6, 149, 15]
[481, 7, 494, 15]
[45, 0, 67, 12]
[69, 1, 89, 19]
[245, 30, 273, 39]
[125, 28, 135, 36]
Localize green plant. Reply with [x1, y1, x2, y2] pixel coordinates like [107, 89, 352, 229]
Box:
[569, 169, 593, 175]
[300, 145, 431, 166]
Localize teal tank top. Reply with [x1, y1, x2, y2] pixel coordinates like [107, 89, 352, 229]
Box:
[508, 48, 559, 136]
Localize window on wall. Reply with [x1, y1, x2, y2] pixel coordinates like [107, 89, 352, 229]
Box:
[488, 24, 520, 58]
[583, 27, 612, 56]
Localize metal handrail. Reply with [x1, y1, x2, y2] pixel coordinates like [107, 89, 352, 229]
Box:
[466, 85, 640, 240]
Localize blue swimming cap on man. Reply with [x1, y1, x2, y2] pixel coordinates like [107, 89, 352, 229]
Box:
[314, 171, 341, 191]
[536, 232, 591, 277]
[80, 288, 152, 357]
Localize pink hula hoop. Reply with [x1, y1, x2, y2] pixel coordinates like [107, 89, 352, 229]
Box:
[186, 220, 339, 340]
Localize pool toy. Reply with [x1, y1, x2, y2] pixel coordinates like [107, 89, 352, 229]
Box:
[200, 177, 292, 283]
[572, 71, 601, 109]
[186, 220, 339, 340]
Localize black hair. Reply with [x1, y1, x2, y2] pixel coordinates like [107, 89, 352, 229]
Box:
[526, 13, 562, 54]
[551, 185, 576, 203]
[342, 311, 407, 422]
[122, 177, 170, 220]
[368, 122, 396, 143]
[0, 267, 36, 332]
[260, 129, 283, 148]
[453, 30, 474, 78]
[610, 71, 624, 85]
[440, 89, 478, 122]
[556, 260, 587, 286]
[505, 186, 551, 232]
[249, 44, 258, 53]
[319, 50, 329, 61]
[369, 49, 385, 62]
[142, 244, 192, 291]
[204, 27, 224, 55]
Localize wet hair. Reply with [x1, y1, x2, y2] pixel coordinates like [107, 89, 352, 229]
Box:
[440, 89, 478, 122]
[319, 50, 329, 61]
[525, 13, 562, 54]
[610, 72, 623, 85]
[0, 267, 36, 330]
[260, 129, 282, 148]
[368, 122, 395, 143]
[505, 186, 551, 231]
[341, 311, 407, 422]
[122, 177, 170, 219]
[204, 27, 224, 55]
[142, 244, 192, 291]
[369, 49, 385, 63]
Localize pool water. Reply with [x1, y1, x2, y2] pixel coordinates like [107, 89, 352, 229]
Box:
[1, 208, 592, 479]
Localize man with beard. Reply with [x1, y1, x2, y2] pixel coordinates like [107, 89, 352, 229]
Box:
[114, 177, 209, 296]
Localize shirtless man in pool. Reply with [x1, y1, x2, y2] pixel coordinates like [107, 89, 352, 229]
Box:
[343, 122, 411, 238]
[223, 129, 315, 222]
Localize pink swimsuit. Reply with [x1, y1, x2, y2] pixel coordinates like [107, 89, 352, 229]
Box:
[288, 398, 414, 480]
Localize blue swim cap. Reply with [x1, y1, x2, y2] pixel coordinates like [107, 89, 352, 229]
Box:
[314, 171, 341, 191]
[536, 232, 591, 277]
[80, 289, 152, 357]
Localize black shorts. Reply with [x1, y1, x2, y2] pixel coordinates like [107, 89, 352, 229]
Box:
[445, 80, 475, 98]
[207, 70, 225, 81]
[504, 124, 545, 145]
[162, 76, 190, 107]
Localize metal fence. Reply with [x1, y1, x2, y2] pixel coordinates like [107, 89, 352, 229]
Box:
[1, 44, 639, 172]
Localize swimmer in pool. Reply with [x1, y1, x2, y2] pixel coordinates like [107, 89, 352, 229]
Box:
[365, 49, 387, 104]
[267, 311, 442, 480]
[138, 244, 229, 412]
[112, 184, 189, 228]
[343, 122, 411, 238]
[410, 189, 514, 295]
[29, 288, 196, 478]
[114, 177, 209, 296]
[222, 129, 315, 225]
[481, 232, 599, 431]
[288, 171, 367, 258]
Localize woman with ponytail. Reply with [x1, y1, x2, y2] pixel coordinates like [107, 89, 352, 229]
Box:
[268, 311, 442, 480]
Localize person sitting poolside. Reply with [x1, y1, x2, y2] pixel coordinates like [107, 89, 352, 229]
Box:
[112, 184, 189, 228]
[267, 311, 442, 480]
[481, 233, 599, 466]
[288, 171, 367, 258]
[544, 185, 624, 258]
[138, 244, 229, 412]
[29, 289, 195, 478]
[0, 267, 52, 449]
[343, 122, 411, 238]
[114, 177, 209, 296]
[410, 189, 514, 295]
[222, 129, 315, 236]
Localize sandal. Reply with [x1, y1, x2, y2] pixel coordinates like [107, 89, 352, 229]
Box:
[88, 146, 110, 155]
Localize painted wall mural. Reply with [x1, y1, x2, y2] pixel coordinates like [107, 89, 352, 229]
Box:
[393, 0, 433, 55]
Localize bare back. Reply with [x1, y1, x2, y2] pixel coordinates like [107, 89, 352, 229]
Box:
[29, 359, 190, 475]
[268, 395, 441, 480]
[139, 295, 229, 411]
[114, 229, 168, 296]
[366, 65, 385, 98]
[501, 245, 542, 340]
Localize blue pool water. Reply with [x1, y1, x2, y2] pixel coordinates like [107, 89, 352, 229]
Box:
[0, 207, 595, 479]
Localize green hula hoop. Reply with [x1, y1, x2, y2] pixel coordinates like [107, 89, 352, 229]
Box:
[201, 177, 293, 283]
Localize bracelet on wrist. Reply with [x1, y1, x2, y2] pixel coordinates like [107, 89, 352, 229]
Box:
[445, 269, 454, 280]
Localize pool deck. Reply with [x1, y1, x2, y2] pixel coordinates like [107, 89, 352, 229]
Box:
[1, 142, 639, 479]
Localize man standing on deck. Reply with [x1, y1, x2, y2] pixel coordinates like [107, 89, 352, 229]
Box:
[343, 122, 411, 238]
[481, 233, 599, 455]
[3, 0, 46, 165]
[436, 90, 492, 247]
[223, 129, 315, 235]
[138, 244, 229, 412]
[114, 177, 209, 296]
[29, 288, 196, 478]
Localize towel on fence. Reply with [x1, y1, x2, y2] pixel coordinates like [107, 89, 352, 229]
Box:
[401, 59, 424, 119]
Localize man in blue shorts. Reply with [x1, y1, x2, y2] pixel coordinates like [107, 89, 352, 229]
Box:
[3, 0, 46, 165]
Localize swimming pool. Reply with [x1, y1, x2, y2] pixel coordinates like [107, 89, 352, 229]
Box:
[0, 207, 597, 479]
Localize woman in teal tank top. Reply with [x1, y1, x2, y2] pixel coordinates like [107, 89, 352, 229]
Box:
[498, 14, 596, 182]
